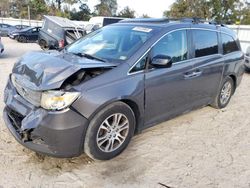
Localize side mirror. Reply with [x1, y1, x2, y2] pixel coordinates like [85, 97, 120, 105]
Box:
[151, 55, 172, 68]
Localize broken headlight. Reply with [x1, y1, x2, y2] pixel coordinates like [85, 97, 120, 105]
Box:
[41, 91, 80, 110]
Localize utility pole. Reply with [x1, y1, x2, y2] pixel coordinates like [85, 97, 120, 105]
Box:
[28, 5, 31, 26]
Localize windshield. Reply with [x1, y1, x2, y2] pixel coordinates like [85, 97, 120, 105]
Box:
[66, 25, 155, 61]
[20, 27, 32, 32]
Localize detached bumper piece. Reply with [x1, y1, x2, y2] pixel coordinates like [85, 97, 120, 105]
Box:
[3, 78, 89, 158]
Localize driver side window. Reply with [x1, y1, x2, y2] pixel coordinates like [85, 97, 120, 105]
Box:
[152, 30, 188, 64]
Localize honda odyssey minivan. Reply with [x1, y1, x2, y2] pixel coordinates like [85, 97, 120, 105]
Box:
[3, 18, 245, 160]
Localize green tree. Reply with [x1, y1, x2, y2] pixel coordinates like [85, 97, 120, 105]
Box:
[241, 7, 250, 24]
[29, 0, 48, 19]
[9, 0, 29, 18]
[0, 0, 11, 17]
[54, 0, 78, 10]
[141, 14, 150, 18]
[164, 0, 248, 24]
[94, 0, 117, 16]
[163, 0, 210, 19]
[209, 0, 242, 23]
[70, 3, 91, 20]
[117, 6, 135, 18]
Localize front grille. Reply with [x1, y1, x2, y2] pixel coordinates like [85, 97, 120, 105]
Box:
[6, 107, 24, 131]
[12, 75, 41, 106]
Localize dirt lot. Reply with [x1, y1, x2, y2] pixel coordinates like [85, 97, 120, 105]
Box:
[0, 37, 250, 188]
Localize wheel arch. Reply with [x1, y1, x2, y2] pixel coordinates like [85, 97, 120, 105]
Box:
[86, 98, 143, 134]
[120, 99, 142, 134]
[227, 74, 237, 94]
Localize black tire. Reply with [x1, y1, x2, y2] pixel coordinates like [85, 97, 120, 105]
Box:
[211, 77, 235, 109]
[18, 36, 27, 43]
[39, 39, 49, 50]
[84, 102, 136, 160]
[245, 65, 250, 73]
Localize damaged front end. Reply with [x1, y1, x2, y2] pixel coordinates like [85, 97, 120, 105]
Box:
[3, 51, 116, 157]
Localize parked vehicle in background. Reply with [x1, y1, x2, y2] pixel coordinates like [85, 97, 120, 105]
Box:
[0, 24, 16, 37]
[38, 15, 86, 50]
[9, 27, 41, 43]
[85, 16, 125, 34]
[3, 18, 245, 160]
[0, 36, 4, 54]
[14, 25, 30, 30]
[85, 23, 100, 34]
[8, 25, 29, 37]
[245, 46, 250, 72]
[1, 24, 30, 37]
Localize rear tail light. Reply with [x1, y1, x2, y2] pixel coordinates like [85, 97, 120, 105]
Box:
[59, 39, 64, 48]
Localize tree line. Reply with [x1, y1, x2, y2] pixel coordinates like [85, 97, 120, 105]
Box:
[0, 0, 137, 21]
[165, 0, 250, 24]
[0, 0, 249, 24]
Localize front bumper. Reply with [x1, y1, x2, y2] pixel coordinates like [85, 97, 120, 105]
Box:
[245, 55, 250, 69]
[0, 44, 4, 54]
[8, 34, 16, 39]
[3, 78, 89, 158]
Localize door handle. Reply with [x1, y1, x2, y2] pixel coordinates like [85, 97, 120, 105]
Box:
[184, 70, 202, 79]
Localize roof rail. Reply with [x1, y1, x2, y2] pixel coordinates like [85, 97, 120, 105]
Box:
[180, 17, 227, 27]
[180, 17, 205, 23]
[120, 18, 170, 24]
[119, 17, 227, 27]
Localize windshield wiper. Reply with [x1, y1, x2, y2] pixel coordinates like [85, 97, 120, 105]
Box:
[73, 52, 106, 62]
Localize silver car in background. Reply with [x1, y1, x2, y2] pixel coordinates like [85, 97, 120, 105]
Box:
[0, 36, 4, 54]
[245, 46, 250, 71]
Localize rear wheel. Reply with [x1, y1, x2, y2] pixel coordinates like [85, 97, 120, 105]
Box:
[39, 39, 49, 50]
[211, 77, 234, 109]
[245, 65, 250, 73]
[18, 36, 27, 43]
[84, 102, 135, 160]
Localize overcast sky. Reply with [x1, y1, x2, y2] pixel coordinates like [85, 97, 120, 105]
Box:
[87, 0, 175, 18]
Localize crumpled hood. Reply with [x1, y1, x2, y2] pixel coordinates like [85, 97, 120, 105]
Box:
[12, 51, 116, 91]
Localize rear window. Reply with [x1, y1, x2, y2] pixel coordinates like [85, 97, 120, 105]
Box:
[42, 19, 64, 38]
[193, 30, 218, 58]
[221, 33, 240, 55]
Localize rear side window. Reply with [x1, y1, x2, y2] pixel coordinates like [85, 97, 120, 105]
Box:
[221, 34, 239, 55]
[193, 30, 218, 58]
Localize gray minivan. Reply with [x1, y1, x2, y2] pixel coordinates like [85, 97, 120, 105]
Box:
[3, 18, 245, 160]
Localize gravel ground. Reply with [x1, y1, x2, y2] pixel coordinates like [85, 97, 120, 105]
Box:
[0, 37, 250, 188]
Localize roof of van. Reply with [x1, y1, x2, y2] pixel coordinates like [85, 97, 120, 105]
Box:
[44, 15, 79, 28]
[117, 18, 237, 37]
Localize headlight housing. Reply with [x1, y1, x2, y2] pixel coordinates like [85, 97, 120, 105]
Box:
[41, 90, 80, 110]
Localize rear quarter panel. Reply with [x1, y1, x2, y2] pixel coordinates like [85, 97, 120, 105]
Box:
[223, 51, 245, 87]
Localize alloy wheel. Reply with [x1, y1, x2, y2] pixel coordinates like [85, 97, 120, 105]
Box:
[96, 113, 129, 153]
[220, 81, 232, 105]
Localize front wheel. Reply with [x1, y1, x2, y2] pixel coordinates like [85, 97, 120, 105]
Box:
[245, 65, 250, 73]
[39, 39, 49, 50]
[84, 102, 136, 160]
[211, 77, 234, 109]
[18, 36, 27, 43]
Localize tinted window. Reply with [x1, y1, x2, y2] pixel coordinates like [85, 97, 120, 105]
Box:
[152, 30, 188, 63]
[221, 34, 239, 55]
[193, 30, 218, 58]
[2, 24, 10, 28]
[130, 55, 147, 73]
